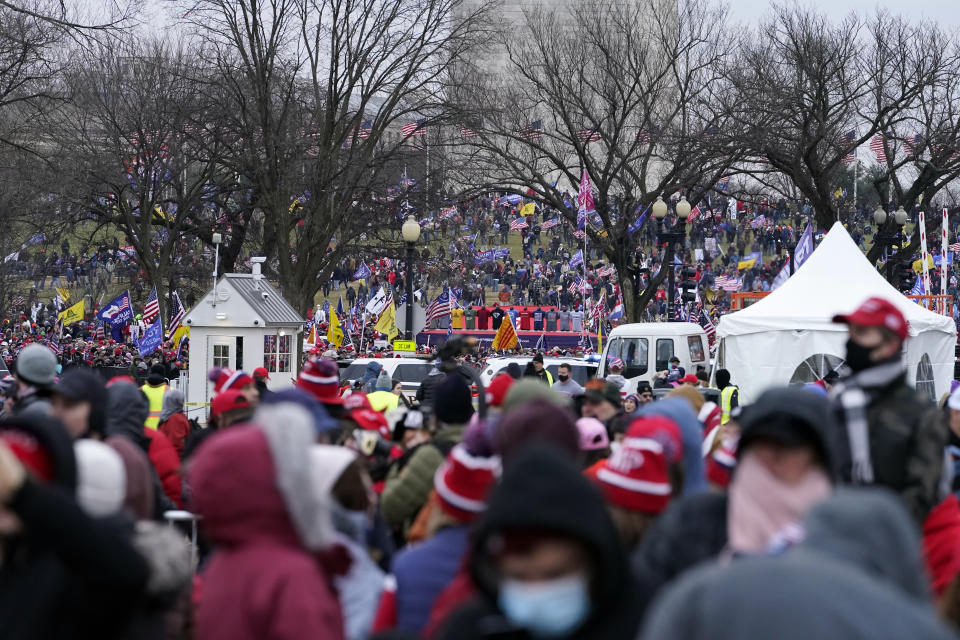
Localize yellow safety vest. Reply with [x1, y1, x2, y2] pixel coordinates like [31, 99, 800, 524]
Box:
[367, 390, 400, 413]
[141, 383, 168, 430]
[720, 385, 739, 425]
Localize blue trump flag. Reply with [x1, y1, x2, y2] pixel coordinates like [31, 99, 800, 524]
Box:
[352, 262, 372, 280]
[97, 290, 133, 328]
[138, 320, 163, 357]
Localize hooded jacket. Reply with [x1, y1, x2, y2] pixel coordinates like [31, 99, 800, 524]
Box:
[189, 425, 344, 640]
[638, 397, 706, 494]
[0, 415, 149, 640]
[641, 488, 953, 640]
[157, 389, 190, 457]
[362, 362, 383, 393]
[436, 444, 642, 640]
[106, 382, 182, 508]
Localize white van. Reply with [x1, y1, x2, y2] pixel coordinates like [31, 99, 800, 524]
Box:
[596, 322, 709, 394]
[479, 356, 599, 387]
[339, 357, 435, 397]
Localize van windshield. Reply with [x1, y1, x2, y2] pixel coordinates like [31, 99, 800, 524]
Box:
[606, 337, 648, 378]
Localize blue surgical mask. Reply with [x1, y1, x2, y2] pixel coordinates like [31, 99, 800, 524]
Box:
[498, 574, 590, 637]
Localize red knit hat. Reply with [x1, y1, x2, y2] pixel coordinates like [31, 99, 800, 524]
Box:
[296, 358, 343, 405]
[0, 430, 53, 483]
[485, 373, 515, 407]
[626, 415, 683, 464]
[433, 445, 500, 523]
[343, 392, 372, 411]
[208, 367, 253, 393]
[592, 424, 672, 514]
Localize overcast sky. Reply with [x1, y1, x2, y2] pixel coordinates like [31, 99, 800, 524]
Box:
[727, 0, 958, 27]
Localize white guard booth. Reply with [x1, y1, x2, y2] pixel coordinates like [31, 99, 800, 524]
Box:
[716, 221, 956, 403]
[184, 270, 305, 421]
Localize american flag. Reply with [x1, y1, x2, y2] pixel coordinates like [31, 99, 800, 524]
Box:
[696, 304, 716, 341]
[95, 321, 105, 340]
[460, 126, 477, 138]
[426, 289, 452, 325]
[870, 134, 886, 163]
[715, 176, 730, 192]
[168, 291, 185, 335]
[576, 128, 601, 143]
[597, 265, 615, 278]
[573, 276, 590, 294]
[573, 229, 586, 240]
[510, 218, 529, 231]
[949, 242, 960, 252]
[401, 120, 425, 137]
[357, 120, 372, 139]
[687, 205, 701, 223]
[48, 337, 61, 356]
[142, 286, 160, 324]
[841, 129, 857, 164]
[714, 275, 742, 292]
[11, 295, 23, 306]
[541, 217, 560, 230]
[520, 120, 543, 140]
[904, 133, 922, 156]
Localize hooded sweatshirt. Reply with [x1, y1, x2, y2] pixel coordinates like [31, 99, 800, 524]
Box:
[190, 426, 344, 640]
[158, 389, 190, 457]
[362, 362, 383, 393]
[106, 382, 182, 508]
[641, 488, 953, 640]
[436, 444, 642, 640]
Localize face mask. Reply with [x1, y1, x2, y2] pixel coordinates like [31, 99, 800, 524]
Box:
[844, 338, 875, 373]
[557, 374, 569, 382]
[498, 574, 591, 637]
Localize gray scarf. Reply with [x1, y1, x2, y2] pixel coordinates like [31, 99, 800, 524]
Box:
[829, 361, 903, 484]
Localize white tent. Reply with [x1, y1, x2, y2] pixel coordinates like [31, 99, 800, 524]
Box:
[716, 222, 956, 402]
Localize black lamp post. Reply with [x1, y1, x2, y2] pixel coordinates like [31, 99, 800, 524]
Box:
[401, 215, 421, 339]
[653, 195, 692, 321]
[873, 205, 908, 285]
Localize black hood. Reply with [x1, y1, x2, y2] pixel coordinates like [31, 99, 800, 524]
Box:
[469, 444, 636, 633]
[105, 381, 150, 451]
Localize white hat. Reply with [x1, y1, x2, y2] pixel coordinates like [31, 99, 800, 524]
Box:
[74, 440, 126, 517]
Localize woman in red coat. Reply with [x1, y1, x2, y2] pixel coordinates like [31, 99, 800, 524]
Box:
[158, 389, 190, 457]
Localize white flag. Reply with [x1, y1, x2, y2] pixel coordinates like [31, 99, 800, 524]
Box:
[365, 287, 389, 315]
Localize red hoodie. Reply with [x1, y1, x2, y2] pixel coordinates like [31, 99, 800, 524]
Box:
[189, 427, 344, 640]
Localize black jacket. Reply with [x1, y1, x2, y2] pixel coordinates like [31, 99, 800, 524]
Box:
[437, 444, 642, 640]
[0, 480, 150, 640]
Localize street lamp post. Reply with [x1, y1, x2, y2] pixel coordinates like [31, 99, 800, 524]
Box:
[653, 195, 692, 321]
[401, 215, 421, 339]
[873, 205, 909, 285]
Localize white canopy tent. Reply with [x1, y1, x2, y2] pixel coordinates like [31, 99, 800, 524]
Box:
[716, 222, 956, 402]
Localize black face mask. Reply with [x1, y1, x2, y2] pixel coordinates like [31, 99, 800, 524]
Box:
[558, 374, 569, 382]
[844, 338, 875, 373]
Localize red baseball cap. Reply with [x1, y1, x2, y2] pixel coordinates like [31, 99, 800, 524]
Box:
[832, 297, 908, 341]
[210, 390, 252, 419]
[252, 367, 270, 380]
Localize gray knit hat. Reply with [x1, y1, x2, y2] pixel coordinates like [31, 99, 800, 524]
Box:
[15, 343, 58, 387]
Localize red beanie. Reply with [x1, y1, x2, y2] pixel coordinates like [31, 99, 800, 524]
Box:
[593, 424, 671, 514]
[484, 373, 515, 407]
[296, 358, 343, 405]
[0, 430, 53, 483]
[433, 445, 500, 523]
[208, 367, 253, 393]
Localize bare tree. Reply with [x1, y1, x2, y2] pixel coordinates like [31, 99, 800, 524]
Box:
[726, 7, 946, 231]
[182, 0, 494, 316]
[447, 0, 743, 320]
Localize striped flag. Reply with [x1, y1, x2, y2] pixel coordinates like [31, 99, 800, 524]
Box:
[142, 286, 160, 324]
[426, 289, 451, 326]
[168, 291, 185, 335]
[491, 312, 519, 351]
[357, 120, 372, 139]
[576, 128, 601, 143]
[573, 229, 586, 240]
[714, 275, 742, 292]
[870, 134, 886, 163]
[402, 120, 425, 137]
[11, 295, 24, 306]
[520, 120, 543, 140]
[841, 129, 857, 164]
[510, 218, 529, 231]
[460, 126, 477, 138]
[541, 217, 560, 230]
[687, 205, 701, 223]
[904, 133, 922, 156]
[949, 242, 960, 252]
[696, 304, 716, 341]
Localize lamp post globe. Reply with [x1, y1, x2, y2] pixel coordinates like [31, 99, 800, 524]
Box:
[894, 206, 908, 226]
[652, 196, 668, 219]
[675, 196, 692, 219]
[401, 216, 420, 340]
[402, 216, 421, 243]
[873, 206, 886, 225]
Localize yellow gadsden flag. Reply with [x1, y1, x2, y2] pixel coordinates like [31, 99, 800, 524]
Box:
[58, 300, 84, 325]
[519, 202, 535, 218]
[327, 309, 344, 347]
[374, 302, 399, 341]
[55, 287, 70, 302]
[491, 311, 519, 351]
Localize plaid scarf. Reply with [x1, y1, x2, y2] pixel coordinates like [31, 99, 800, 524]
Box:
[828, 361, 903, 484]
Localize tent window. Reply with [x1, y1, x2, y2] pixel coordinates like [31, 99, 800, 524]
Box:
[916, 353, 936, 402]
[789, 354, 844, 384]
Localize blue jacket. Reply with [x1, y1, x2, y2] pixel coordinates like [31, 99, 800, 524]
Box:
[391, 525, 470, 635]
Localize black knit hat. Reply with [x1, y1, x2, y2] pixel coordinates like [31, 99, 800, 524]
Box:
[54, 368, 108, 438]
[433, 374, 474, 425]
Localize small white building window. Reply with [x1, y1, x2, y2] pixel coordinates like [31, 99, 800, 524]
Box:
[264, 334, 292, 373]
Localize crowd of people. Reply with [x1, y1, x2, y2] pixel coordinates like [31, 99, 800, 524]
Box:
[1, 295, 959, 640]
